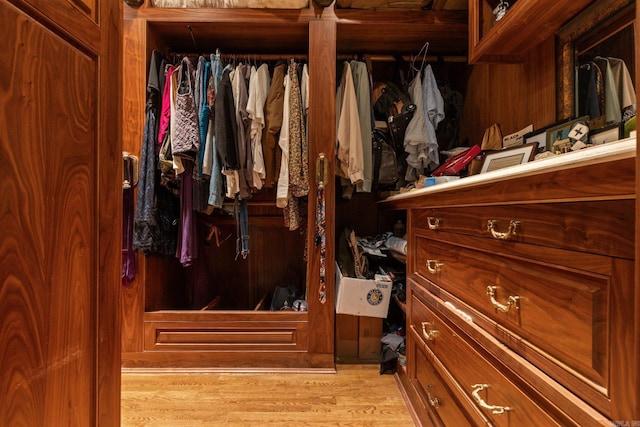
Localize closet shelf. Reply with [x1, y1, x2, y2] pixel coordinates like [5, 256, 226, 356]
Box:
[126, 6, 468, 56]
[469, 0, 597, 63]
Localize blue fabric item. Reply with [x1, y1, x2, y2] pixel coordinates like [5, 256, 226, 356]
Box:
[208, 56, 227, 208]
[198, 61, 211, 177]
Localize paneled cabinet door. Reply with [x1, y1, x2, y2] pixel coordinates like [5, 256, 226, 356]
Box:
[0, 0, 121, 425]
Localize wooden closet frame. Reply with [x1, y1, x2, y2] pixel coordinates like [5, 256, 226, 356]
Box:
[121, 3, 467, 370]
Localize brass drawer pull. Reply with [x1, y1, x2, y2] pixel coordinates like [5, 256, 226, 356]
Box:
[487, 219, 520, 240]
[471, 384, 511, 415]
[426, 260, 443, 274]
[486, 286, 520, 313]
[427, 384, 440, 408]
[427, 217, 442, 230]
[421, 322, 439, 341]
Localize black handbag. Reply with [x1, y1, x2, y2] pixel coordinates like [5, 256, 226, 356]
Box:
[372, 128, 399, 190]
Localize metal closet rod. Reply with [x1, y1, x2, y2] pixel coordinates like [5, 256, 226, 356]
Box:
[168, 51, 467, 63]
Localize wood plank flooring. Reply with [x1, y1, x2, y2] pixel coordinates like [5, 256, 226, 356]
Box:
[121, 364, 416, 426]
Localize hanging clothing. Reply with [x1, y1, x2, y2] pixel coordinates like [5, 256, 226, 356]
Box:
[350, 60, 373, 193]
[158, 64, 175, 147]
[216, 66, 241, 198]
[193, 57, 211, 213]
[404, 68, 439, 181]
[172, 57, 200, 160]
[176, 160, 197, 267]
[133, 50, 163, 255]
[206, 53, 226, 209]
[246, 63, 270, 190]
[578, 62, 602, 120]
[122, 156, 135, 286]
[288, 61, 308, 199]
[284, 61, 307, 231]
[262, 63, 286, 188]
[420, 65, 444, 167]
[196, 56, 210, 176]
[607, 57, 637, 122]
[593, 56, 622, 124]
[276, 65, 292, 209]
[231, 63, 253, 199]
[335, 61, 364, 185]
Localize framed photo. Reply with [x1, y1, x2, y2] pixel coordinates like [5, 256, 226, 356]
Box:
[523, 126, 551, 153]
[590, 123, 623, 145]
[545, 116, 589, 153]
[479, 142, 539, 173]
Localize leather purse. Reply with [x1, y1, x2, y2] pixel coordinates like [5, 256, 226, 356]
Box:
[372, 128, 399, 190]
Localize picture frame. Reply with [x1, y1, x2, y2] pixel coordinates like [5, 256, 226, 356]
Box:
[589, 123, 623, 145]
[544, 116, 589, 153]
[523, 125, 552, 153]
[479, 142, 539, 173]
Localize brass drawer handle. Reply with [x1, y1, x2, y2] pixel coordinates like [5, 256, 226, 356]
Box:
[486, 286, 520, 313]
[421, 322, 439, 341]
[487, 219, 520, 240]
[427, 217, 442, 230]
[426, 260, 443, 274]
[427, 384, 440, 409]
[471, 384, 511, 415]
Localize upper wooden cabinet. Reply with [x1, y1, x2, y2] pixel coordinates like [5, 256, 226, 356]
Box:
[468, 0, 597, 63]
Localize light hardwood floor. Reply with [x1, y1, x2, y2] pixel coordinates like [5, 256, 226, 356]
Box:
[121, 364, 416, 426]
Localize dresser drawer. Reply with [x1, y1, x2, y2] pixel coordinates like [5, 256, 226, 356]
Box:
[411, 200, 634, 259]
[410, 331, 487, 427]
[414, 236, 610, 400]
[410, 291, 573, 427]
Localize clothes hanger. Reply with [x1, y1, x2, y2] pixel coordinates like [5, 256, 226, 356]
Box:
[409, 41, 430, 82]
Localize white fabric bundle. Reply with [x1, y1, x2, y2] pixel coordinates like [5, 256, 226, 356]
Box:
[385, 236, 407, 255]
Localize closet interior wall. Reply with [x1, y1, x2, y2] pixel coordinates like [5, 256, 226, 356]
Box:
[121, 3, 469, 370]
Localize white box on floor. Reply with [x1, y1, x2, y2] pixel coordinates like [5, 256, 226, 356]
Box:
[335, 262, 392, 318]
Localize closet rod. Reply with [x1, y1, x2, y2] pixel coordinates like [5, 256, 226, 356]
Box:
[167, 52, 467, 63]
[362, 54, 468, 63]
[168, 52, 309, 61]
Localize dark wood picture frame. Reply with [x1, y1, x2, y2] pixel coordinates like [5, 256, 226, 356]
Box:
[479, 142, 539, 173]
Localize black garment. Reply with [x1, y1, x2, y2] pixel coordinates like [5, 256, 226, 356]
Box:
[133, 50, 163, 255]
[215, 68, 239, 172]
[133, 51, 179, 256]
[578, 62, 602, 119]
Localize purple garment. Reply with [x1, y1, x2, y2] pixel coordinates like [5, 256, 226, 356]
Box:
[122, 158, 135, 286]
[176, 160, 197, 266]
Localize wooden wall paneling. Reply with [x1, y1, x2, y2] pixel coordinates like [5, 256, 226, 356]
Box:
[635, 4, 640, 424]
[122, 17, 147, 354]
[97, 0, 123, 422]
[0, 0, 121, 425]
[459, 37, 557, 147]
[307, 18, 336, 368]
[335, 314, 359, 360]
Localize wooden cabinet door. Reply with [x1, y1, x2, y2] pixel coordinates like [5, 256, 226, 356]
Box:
[0, 0, 121, 425]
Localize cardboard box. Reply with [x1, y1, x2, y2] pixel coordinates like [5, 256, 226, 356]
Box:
[335, 262, 392, 318]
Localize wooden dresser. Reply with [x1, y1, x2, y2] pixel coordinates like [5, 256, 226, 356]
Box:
[381, 140, 638, 426]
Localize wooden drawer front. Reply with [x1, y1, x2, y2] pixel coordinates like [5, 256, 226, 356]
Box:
[415, 236, 609, 392]
[410, 293, 569, 427]
[412, 200, 634, 259]
[410, 333, 484, 426]
[144, 320, 307, 352]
